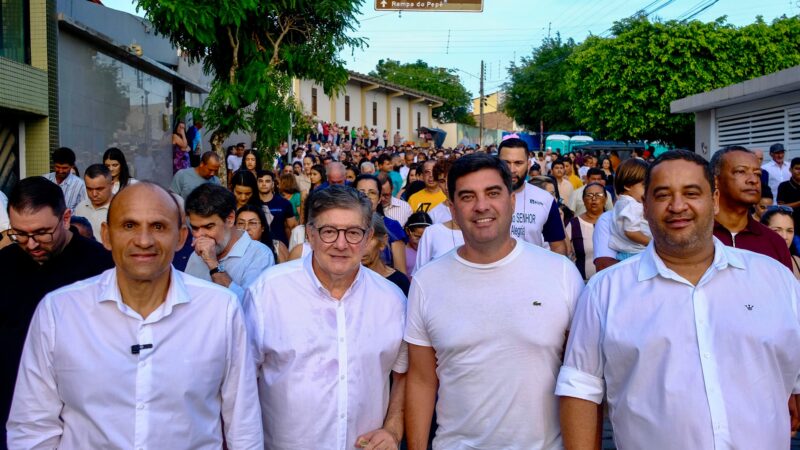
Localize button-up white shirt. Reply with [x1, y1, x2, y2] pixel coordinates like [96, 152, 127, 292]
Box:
[763, 159, 791, 201]
[244, 253, 407, 449]
[556, 238, 800, 450]
[8, 268, 263, 450]
[383, 196, 412, 228]
[185, 231, 274, 301]
[44, 172, 85, 212]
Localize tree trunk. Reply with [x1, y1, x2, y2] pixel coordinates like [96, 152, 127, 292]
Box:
[210, 129, 228, 187]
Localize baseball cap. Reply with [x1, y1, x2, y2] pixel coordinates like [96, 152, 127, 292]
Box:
[770, 143, 785, 153]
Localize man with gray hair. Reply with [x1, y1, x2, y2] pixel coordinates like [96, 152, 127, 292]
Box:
[327, 161, 348, 185]
[361, 161, 376, 175]
[244, 185, 407, 449]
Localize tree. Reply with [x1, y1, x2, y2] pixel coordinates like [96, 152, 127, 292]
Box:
[504, 33, 579, 132]
[566, 15, 800, 147]
[369, 59, 475, 125]
[134, 0, 364, 179]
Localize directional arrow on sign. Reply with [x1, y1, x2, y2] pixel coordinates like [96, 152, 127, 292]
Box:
[380, 0, 387, 6]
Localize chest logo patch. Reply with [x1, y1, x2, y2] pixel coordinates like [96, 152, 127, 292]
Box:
[532, 301, 543, 307]
[745, 304, 754, 311]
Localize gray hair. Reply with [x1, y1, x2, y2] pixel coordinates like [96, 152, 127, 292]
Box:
[360, 161, 376, 173]
[710, 145, 751, 177]
[307, 185, 373, 229]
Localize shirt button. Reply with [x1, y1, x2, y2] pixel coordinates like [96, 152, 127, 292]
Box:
[139, 361, 147, 367]
[137, 403, 145, 409]
[340, 413, 345, 419]
[703, 353, 710, 359]
[340, 375, 345, 380]
[339, 338, 344, 343]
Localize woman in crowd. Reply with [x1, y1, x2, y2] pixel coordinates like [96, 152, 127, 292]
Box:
[103, 147, 137, 194]
[761, 206, 800, 279]
[235, 205, 286, 263]
[279, 173, 303, 221]
[172, 121, 190, 173]
[309, 164, 327, 191]
[241, 149, 260, 178]
[230, 170, 262, 210]
[403, 212, 433, 276]
[566, 182, 606, 281]
[345, 164, 360, 183]
[363, 213, 410, 295]
[355, 174, 408, 275]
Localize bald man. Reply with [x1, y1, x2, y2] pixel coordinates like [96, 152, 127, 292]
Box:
[8, 182, 263, 449]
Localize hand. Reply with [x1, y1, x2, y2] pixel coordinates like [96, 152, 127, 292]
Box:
[192, 236, 219, 267]
[790, 395, 800, 436]
[354, 428, 399, 450]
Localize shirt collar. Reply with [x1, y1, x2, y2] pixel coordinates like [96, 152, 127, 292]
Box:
[637, 237, 745, 284]
[222, 231, 251, 261]
[302, 249, 364, 300]
[97, 266, 191, 321]
[713, 215, 763, 236]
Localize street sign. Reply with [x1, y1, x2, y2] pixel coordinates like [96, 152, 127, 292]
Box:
[375, 0, 483, 12]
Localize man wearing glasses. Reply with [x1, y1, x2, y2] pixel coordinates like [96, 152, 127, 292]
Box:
[0, 176, 113, 446]
[244, 185, 407, 450]
[711, 146, 792, 270]
[183, 183, 274, 302]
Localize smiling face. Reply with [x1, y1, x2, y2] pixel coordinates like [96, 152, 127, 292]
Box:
[451, 168, 515, 250]
[102, 184, 186, 282]
[308, 207, 371, 282]
[644, 159, 717, 258]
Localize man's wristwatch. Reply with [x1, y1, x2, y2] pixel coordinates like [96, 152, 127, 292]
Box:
[209, 263, 226, 277]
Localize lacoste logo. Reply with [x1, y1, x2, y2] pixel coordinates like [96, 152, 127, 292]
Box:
[745, 304, 754, 311]
[532, 301, 542, 307]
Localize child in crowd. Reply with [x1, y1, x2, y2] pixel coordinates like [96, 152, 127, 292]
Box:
[609, 158, 651, 260]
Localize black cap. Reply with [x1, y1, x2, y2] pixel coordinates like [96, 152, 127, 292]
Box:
[770, 143, 785, 153]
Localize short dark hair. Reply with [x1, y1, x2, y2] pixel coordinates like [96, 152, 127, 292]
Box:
[586, 167, 606, 181]
[184, 183, 236, 220]
[84, 163, 111, 180]
[447, 153, 512, 201]
[8, 176, 67, 217]
[497, 138, 529, 156]
[70, 215, 94, 237]
[377, 154, 392, 166]
[710, 145, 751, 177]
[52, 147, 76, 165]
[645, 150, 714, 194]
[306, 185, 372, 229]
[200, 151, 220, 165]
[377, 172, 393, 190]
[551, 157, 566, 168]
[791, 157, 800, 168]
[354, 173, 381, 193]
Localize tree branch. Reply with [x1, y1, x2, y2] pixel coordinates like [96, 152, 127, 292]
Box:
[227, 26, 240, 84]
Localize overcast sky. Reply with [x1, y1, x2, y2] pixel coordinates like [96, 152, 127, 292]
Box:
[102, 0, 794, 97]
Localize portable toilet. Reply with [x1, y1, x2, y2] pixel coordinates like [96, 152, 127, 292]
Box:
[570, 135, 594, 153]
[545, 134, 571, 155]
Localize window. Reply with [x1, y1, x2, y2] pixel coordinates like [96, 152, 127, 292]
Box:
[372, 102, 377, 126]
[396, 107, 401, 129]
[344, 95, 350, 121]
[417, 111, 421, 131]
[311, 87, 318, 116]
[0, 0, 31, 64]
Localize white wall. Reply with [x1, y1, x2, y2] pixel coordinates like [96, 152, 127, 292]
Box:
[363, 90, 388, 133]
[333, 81, 362, 128]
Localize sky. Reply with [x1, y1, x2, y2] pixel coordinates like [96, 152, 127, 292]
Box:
[102, 0, 795, 98]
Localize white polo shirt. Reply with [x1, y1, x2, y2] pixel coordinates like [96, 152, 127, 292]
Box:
[556, 238, 800, 450]
[383, 196, 412, 228]
[185, 231, 274, 301]
[74, 199, 110, 241]
[7, 268, 263, 449]
[406, 240, 584, 449]
[244, 253, 407, 450]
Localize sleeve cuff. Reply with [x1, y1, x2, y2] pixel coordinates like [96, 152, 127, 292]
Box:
[555, 365, 605, 404]
[403, 335, 432, 347]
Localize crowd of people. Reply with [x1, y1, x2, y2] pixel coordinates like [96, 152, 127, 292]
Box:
[1, 134, 800, 449]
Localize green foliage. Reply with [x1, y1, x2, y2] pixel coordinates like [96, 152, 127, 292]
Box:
[506, 15, 800, 148]
[369, 59, 474, 125]
[504, 33, 579, 132]
[135, 0, 364, 155]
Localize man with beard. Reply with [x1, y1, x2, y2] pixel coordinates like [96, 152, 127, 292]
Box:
[711, 146, 791, 270]
[557, 150, 800, 449]
[184, 183, 274, 301]
[498, 137, 567, 255]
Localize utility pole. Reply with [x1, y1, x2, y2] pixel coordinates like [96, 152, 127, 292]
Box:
[479, 60, 484, 148]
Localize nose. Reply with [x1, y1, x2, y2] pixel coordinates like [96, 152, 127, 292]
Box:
[134, 227, 155, 248]
[332, 230, 349, 250]
[26, 238, 40, 250]
[668, 193, 689, 212]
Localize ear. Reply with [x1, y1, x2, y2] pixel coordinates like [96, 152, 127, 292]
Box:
[62, 208, 72, 230]
[225, 211, 236, 226]
[712, 188, 720, 216]
[101, 221, 112, 251]
[175, 223, 189, 251]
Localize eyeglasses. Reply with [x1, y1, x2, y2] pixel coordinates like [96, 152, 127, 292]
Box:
[584, 192, 607, 200]
[358, 189, 380, 199]
[766, 205, 794, 213]
[8, 217, 63, 244]
[314, 225, 367, 244]
[236, 220, 262, 230]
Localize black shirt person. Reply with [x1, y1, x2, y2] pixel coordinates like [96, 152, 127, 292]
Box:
[0, 177, 113, 448]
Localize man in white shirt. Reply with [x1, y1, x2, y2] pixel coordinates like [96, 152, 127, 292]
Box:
[75, 164, 113, 241]
[43, 147, 85, 211]
[244, 185, 407, 449]
[184, 183, 274, 301]
[763, 143, 791, 201]
[7, 182, 263, 449]
[379, 174, 412, 227]
[405, 153, 584, 449]
[557, 150, 800, 449]
[498, 138, 568, 255]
